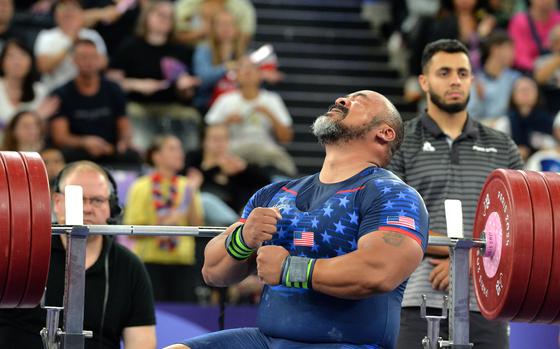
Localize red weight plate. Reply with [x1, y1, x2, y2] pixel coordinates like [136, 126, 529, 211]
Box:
[514, 171, 553, 322]
[0, 152, 32, 307]
[18, 152, 51, 308]
[0, 157, 11, 307]
[536, 172, 560, 323]
[471, 169, 533, 321]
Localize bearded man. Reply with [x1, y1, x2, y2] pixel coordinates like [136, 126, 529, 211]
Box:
[164, 90, 430, 349]
[388, 39, 523, 349]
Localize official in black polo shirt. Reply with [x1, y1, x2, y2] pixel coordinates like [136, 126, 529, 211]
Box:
[0, 161, 156, 349]
[389, 39, 523, 349]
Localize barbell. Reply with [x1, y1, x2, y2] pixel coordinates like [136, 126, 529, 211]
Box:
[0, 151, 558, 324]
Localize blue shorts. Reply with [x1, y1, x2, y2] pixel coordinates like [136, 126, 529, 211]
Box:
[182, 328, 382, 349]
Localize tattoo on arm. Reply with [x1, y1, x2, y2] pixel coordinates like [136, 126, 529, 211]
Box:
[381, 232, 404, 247]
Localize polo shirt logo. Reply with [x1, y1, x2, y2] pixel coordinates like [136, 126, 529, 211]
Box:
[472, 145, 498, 153]
[422, 141, 435, 152]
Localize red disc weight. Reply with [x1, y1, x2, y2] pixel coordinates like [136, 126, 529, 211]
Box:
[0, 157, 11, 307]
[471, 169, 534, 321]
[537, 172, 560, 323]
[0, 152, 32, 307]
[514, 171, 553, 322]
[18, 152, 51, 308]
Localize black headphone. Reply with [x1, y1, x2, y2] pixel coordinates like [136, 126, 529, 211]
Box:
[53, 162, 122, 223]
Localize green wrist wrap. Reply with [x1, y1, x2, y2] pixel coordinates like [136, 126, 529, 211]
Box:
[225, 224, 255, 260]
[280, 256, 316, 289]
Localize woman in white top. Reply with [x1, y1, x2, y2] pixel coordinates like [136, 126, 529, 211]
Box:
[0, 39, 48, 129]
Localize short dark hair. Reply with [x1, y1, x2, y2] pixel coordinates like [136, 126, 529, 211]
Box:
[480, 29, 511, 65]
[421, 39, 470, 73]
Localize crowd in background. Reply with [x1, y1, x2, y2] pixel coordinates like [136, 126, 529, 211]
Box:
[1, 0, 560, 305]
[0, 0, 288, 306]
[365, 0, 560, 170]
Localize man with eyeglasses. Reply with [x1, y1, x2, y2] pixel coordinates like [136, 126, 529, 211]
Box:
[0, 161, 156, 349]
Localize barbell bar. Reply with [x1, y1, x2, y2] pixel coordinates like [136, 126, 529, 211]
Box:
[0, 151, 559, 324]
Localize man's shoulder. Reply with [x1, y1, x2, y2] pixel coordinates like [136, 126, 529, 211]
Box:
[400, 115, 426, 141]
[475, 121, 514, 144]
[403, 115, 423, 127]
[100, 78, 125, 94]
[52, 80, 77, 98]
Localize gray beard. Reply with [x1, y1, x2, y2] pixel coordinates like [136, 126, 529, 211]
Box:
[312, 115, 373, 145]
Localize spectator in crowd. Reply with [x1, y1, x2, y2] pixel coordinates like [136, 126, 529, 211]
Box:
[0, 39, 53, 129]
[175, 0, 255, 49]
[34, 0, 108, 91]
[109, 0, 201, 152]
[123, 135, 204, 302]
[403, 0, 496, 112]
[40, 147, 66, 189]
[0, 0, 15, 53]
[508, 0, 560, 72]
[193, 10, 245, 112]
[0, 161, 157, 349]
[50, 38, 140, 167]
[185, 124, 270, 215]
[408, 0, 496, 75]
[483, 0, 518, 29]
[80, 0, 142, 56]
[467, 29, 521, 128]
[205, 57, 296, 177]
[525, 114, 560, 171]
[534, 23, 560, 112]
[1, 110, 44, 151]
[508, 76, 556, 161]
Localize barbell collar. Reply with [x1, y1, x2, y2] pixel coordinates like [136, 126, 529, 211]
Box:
[427, 236, 486, 249]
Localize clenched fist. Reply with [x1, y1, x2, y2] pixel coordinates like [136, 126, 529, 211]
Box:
[256, 245, 289, 285]
[242, 207, 282, 249]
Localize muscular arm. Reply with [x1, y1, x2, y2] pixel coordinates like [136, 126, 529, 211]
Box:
[311, 230, 424, 299]
[201, 223, 256, 287]
[122, 325, 156, 349]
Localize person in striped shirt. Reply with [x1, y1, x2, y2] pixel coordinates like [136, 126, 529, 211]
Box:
[390, 39, 523, 349]
[164, 90, 429, 349]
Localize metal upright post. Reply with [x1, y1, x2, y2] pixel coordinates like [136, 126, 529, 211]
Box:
[61, 225, 89, 349]
[448, 240, 473, 348]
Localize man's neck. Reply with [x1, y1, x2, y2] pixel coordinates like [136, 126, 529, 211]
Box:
[60, 234, 103, 270]
[75, 74, 100, 95]
[320, 143, 379, 183]
[426, 104, 467, 140]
